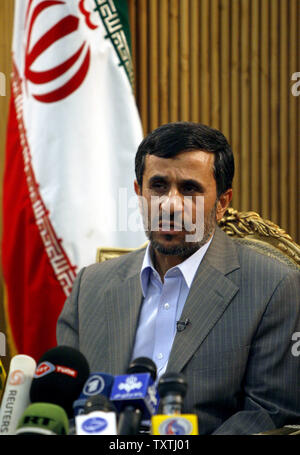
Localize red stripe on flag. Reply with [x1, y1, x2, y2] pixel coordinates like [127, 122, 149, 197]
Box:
[2, 65, 77, 361]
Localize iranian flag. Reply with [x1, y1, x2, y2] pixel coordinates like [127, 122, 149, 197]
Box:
[2, 0, 145, 361]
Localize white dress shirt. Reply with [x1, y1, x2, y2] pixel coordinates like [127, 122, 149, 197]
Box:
[131, 236, 213, 379]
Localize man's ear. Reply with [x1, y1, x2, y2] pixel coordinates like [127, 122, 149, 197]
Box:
[216, 189, 232, 221]
[134, 180, 142, 196]
[134, 180, 141, 196]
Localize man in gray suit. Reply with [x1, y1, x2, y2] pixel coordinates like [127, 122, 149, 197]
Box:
[57, 122, 300, 434]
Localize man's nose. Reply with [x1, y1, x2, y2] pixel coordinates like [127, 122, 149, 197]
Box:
[160, 188, 183, 214]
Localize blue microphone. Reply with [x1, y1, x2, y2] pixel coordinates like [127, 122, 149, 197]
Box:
[73, 373, 115, 417]
[110, 357, 159, 435]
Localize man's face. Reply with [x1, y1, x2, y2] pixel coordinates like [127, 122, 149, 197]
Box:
[134, 150, 232, 257]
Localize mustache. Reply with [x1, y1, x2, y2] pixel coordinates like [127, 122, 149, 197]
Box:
[145, 213, 195, 231]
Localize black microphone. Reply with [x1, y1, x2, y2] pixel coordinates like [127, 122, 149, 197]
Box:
[158, 372, 187, 414]
[127, 357, 157, 379]
[30, 346, 90, 419]
[151, 372, 199, 435]
[110, 357, 159, 435]
[176, 318, 191, 332]
[84, 394, 116, 414]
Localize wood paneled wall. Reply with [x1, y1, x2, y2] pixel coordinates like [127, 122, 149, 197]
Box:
[129, 0, 300, 242]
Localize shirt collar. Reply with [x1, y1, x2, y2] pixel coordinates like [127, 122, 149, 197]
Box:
[140, 235, 214, 297]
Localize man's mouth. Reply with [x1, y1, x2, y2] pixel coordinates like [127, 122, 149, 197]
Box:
[148, 216, 186, 232]
[158, 222, 183, 232]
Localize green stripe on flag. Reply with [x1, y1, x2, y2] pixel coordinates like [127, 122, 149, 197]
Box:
[93, 0, 134, 88]
[114, 0, 132, 54]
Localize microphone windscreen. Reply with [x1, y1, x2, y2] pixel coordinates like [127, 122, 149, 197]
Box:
[84, 394, 117, 414]
[15, 403, 69, 435]
[157, 372, 187, 398]
[127, 357, 157, 381]
[30, 346, 90, 417]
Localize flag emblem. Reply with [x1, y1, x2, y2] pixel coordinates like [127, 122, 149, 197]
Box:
[24, 0, 95, 103]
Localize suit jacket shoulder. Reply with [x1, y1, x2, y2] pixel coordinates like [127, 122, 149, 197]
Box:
[81, 246, 146, 286]
[206, 226, 299, 281]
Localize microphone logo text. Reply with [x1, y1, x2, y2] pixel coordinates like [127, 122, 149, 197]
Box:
[118, 376, 143, 393]
[34, 361, 55, 378]
[159, 417, 193, 435]
[34, 361, 78, 378]
[83, 375, 105, 395]
[82, 417, 108, 434]
[9, 370, 25, 386]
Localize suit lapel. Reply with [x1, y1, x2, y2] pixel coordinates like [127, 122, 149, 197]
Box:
[103, 252, 144, 375]
[167, 227, 240, 373]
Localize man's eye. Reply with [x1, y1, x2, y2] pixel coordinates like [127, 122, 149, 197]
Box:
[183, 185, 196, 193]
[151, 182, 166, 190]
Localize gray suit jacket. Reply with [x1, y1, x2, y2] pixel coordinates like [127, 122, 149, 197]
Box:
[57, 227, 300, 434]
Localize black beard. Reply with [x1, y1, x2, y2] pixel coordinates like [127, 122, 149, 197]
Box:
[145, 201, 217, 258]
[149, 236, 203, 257]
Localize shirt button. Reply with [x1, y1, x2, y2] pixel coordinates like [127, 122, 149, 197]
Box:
[157, 353, 163, 360]
[164, 303, 170, 310]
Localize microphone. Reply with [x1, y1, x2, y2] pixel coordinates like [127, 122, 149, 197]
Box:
[70, 372, 115, 435]
[176, 318, 191, 332]
[0, 354, 36, 434]
[75, 394, 118, 435]
[73, 372, 114, 417]
[0, 359, 7, 402]
[110, 357, 159, 435]
[151, 372, 198, 435]
[15, 403, 69, 435]
[30, 346, 90, 418]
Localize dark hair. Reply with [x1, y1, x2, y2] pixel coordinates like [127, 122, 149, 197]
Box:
[135, 122, 234, 197]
